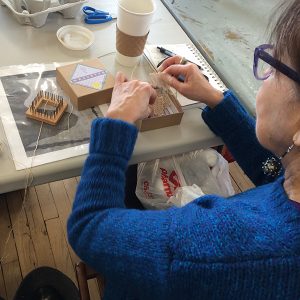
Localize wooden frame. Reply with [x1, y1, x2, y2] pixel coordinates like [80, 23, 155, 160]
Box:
[75, 262, 105, 300]
[25, 91, 68, 126]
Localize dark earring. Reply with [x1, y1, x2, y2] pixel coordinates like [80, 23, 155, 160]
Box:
[262, 144, 295, 177]
[262, 157, 282, 177]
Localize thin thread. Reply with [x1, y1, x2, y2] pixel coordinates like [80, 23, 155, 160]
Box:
[130, 63, 138, 80]
[98, 51, 116, 60]
[67, 102, 74, 132]
[0, 145, 33, 263]
[0, 121, 43, 264]
[0, 51, 137, 264]
[0, 93, 70, 264]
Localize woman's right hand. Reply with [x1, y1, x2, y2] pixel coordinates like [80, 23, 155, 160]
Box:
[159, 56, 224, 108]
[105, 72, 157, 124]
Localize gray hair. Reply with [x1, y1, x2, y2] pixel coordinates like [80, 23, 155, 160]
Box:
[270, 0, 300, 76]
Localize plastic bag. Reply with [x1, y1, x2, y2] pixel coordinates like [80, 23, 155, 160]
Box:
[136, 149, 235, 209]
[168, 184, 205, 207]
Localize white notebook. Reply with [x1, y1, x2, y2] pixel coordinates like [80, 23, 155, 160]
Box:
[144, 44, 227, 109]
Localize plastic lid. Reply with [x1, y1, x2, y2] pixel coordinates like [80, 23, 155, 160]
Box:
[56, 25, 95, 50]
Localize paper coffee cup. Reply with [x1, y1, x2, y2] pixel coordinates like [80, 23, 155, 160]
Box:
[116, 0, 156, 67]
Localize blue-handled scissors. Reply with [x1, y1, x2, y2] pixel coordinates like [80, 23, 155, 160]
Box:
[82, 6, 117, 24]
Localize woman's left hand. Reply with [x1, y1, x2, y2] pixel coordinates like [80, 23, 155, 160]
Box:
[105, 72, 157, 124]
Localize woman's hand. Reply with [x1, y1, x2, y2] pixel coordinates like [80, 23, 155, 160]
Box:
[159, 56, 223, 108]
[105, 72, 157, 124]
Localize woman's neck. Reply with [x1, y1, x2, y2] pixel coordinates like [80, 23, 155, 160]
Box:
[282, 151, 300, 202]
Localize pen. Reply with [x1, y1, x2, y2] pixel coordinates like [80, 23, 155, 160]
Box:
[157, 46, 209, 82]
[157, 46, 203, 70]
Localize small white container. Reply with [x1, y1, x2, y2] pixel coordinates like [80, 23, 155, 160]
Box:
[56, 25, 94, 51]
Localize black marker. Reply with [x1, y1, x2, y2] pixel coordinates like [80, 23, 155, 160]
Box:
[157, 46, 203, 70]
[157, 46, 209, 82]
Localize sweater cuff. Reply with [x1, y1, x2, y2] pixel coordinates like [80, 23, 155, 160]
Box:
[202, 90, 252, 137]
[90, 118, 138, 160]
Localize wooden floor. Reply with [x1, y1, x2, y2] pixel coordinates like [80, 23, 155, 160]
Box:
[0, 162, 254, 300]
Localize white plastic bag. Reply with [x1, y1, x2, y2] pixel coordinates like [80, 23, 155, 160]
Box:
[168, 184, 205, 207]
[136, 149, 235, 209]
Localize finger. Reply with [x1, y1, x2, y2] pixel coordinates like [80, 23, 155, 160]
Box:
[148, 105, 154, 117]
[163, 64, 189, 77]
[159, 72, 185, 92]
[149, 86, 157, 105]
[144, 105, 153, 119]
[115, 72, 127, 85]
[139, 82, 157, 105]
[158, 56, 183, 71]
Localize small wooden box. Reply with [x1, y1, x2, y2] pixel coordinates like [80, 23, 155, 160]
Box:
[56, 59, 115, 111]
[136, 90, 183, 131]
[99, 90, 183, 131]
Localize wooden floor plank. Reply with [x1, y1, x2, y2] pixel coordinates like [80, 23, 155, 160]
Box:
[6, 191, 37, 277]
[0, 264, 7, 300]
[0, 195, 18, 265]
[49, 181, 72, 223]
[45, 218, 77, 285]
[63, 178, 78, 205]
[35, 184, 58, 221]
[49, 181, 79, 266]
[24, 187, 56, 269]
[2, 261, 22, 300]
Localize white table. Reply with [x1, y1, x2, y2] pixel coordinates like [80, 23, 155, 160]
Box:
[161, 0, 280, 115]
[0, 0, 222, 194]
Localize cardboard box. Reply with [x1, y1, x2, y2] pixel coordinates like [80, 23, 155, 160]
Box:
[56, 59, 115, 111]
[136, 91, 183, 131]
[98, 89, 183, 131]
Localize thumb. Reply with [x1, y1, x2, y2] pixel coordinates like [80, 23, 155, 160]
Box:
[141, 105, 153, 120]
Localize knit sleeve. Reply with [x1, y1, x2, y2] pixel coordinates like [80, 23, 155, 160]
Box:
[67, 118, 172, 298]
[202, 90, 277, 186]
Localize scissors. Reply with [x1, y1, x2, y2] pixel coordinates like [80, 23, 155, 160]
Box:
[82, 6, 117, 24]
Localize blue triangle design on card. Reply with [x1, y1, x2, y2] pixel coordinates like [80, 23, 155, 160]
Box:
[70, 64, 107, 90]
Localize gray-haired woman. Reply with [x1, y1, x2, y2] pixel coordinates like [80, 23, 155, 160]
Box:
[68, 1, 300, 299]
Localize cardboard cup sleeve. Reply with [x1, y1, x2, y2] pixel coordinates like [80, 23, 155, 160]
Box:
[116, 26, 149, 57]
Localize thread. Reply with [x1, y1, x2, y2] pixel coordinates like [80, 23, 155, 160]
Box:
[0, 92, 74, 264]
[0, 122, 42, 264]
[130, 63, 138, 80]
[0, 51, 119, 263]
[67, 101, 74, 132]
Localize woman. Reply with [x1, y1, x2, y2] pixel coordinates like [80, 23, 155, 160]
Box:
[67, 1, 300, 299]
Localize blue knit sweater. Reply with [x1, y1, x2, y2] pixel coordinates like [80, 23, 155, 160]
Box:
[68, 91, 300, 299]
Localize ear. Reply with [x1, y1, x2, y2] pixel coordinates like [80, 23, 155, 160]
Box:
[293, 130, 300, 147]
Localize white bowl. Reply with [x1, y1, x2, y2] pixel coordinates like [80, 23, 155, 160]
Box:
[56, 25, 94, 50]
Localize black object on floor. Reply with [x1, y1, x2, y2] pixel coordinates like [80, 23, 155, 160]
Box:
[13, 267, 79, 300]
[125, 164, 144, 210]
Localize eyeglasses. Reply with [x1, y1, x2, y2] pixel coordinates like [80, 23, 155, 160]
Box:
[253, 44, 300, 84]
